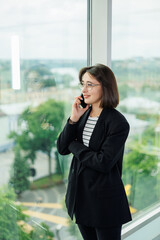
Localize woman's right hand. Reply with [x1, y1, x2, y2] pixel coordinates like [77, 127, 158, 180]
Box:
[70, 96, 89, 122]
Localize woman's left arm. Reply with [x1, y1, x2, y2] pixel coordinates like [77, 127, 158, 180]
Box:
[68, 121, 129, 173]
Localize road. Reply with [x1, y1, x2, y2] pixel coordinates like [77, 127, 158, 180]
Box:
[19, 184, 78, 240]
[0, 149, 78, 239]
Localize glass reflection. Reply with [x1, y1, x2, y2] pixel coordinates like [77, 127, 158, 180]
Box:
[0, 0, 87, 239]
[112, 0, 160, 217]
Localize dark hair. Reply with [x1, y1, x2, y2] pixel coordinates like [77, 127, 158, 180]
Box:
[79, 64, 119, 108]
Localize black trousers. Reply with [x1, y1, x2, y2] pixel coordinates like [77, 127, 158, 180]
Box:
[78, 224, 122, 240]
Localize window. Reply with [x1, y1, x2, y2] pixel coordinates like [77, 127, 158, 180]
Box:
[0, 0, 87, 239]
[112, 0, 160, 218]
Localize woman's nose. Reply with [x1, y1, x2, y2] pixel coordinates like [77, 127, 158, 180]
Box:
[82, 85, 88, 92]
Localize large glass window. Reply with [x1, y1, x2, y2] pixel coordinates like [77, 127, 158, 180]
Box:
[0, 0, 87, 239]
[112, 0, 160, 218]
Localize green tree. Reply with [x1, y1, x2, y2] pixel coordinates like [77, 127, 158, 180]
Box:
[41, 77, 56, 88]
[0, 186, 29, 240]
[9, 146, 30, 196]
[24, 64, 56, 90]
[30, 223, 54, 240]
[9, 99, 65, 178]
[123, 147, 158, 207]
[123, 123, 159, 210]
[0, 186, 55, 240]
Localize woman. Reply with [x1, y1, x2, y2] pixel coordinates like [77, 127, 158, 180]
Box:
[57, 64, 132, 240]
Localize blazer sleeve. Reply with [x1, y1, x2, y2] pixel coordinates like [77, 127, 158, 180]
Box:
[68, 121, 129, 173]
[57, 118, 78, 155]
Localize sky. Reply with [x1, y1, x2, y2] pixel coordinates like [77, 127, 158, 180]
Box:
[112, 0, 160, 59]
[0, 0, 87, 60]
[0, 0, 160, 60]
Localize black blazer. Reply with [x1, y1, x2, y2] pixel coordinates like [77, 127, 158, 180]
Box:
[57, 107, 132, 227]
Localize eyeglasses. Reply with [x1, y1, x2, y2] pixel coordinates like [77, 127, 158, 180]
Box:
[79, 82, 100, 91]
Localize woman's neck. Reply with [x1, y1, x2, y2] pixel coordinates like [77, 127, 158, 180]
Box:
[90, 105, 103, 117]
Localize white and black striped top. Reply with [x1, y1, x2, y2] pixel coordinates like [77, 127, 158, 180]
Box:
[82, 116, 99, 147]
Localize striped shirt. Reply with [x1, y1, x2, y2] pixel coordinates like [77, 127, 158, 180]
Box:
[82, 116, 99, 147]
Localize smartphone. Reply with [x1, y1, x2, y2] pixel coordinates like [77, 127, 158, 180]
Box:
[80, 93, 87, 108]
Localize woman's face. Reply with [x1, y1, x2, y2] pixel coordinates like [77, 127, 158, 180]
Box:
[81, 72, 103, 107]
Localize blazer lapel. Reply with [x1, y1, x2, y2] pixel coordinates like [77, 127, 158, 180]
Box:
[89, 108, 106, 151]
[77, 107, 92, 143]
[78, 107, 108, 149]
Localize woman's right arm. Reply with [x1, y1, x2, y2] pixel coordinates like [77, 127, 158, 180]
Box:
[57, 96, 89, 155]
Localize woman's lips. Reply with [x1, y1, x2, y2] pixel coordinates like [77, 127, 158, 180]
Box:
[83, 95, 90, 99]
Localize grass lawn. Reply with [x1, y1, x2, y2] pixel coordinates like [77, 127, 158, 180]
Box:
[30, 173, 63, 190]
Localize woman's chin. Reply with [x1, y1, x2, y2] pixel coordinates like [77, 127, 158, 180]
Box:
[85, 100, 91, 105]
